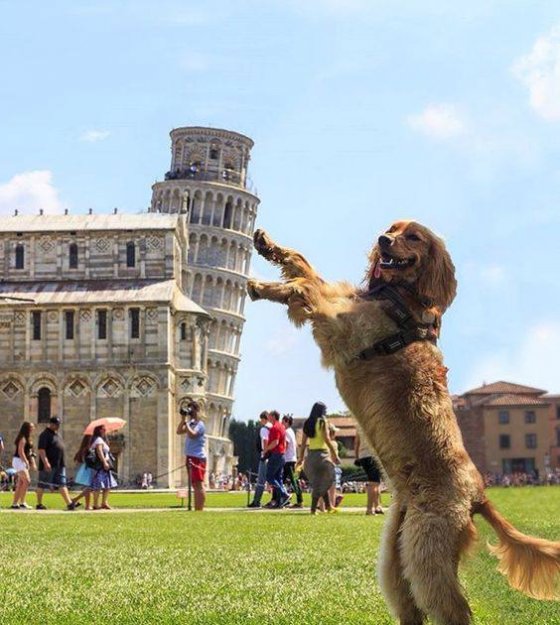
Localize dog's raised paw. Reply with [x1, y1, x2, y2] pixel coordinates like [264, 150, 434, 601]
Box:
[253, 229, 273, 258]
[247, 281, 261, 301]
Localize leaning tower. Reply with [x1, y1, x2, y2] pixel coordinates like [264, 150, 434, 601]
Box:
[149, 126, 259, 476]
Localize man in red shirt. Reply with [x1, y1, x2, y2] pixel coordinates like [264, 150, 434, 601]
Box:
[263, 410, 290, 508]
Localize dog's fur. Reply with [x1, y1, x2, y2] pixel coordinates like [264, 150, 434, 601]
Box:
[247, 220, 560, 625]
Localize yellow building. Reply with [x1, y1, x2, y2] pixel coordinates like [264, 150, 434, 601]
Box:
[455, 381, 554, 477]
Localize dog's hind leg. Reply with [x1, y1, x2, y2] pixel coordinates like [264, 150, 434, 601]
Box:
[400, 508, 472, 625]
[378, 502, 425, 625]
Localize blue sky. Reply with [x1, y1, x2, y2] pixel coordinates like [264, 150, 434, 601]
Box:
[1, 1, 560, 420]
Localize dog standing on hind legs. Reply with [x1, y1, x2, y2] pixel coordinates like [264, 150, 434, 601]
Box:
[247, 222, 560, 625]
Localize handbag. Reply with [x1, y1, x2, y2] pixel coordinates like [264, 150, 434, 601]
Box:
[85, 449, 103, 471]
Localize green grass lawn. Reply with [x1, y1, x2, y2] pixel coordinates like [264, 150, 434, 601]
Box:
[1, 487, 559, 624]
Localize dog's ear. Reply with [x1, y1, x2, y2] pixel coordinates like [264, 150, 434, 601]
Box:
[416, 236, 457, 312]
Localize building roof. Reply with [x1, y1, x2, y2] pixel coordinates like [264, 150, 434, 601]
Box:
[0, 213, 180, 233]
[479, 394, 550, 408]
[462, 381, 547, 396]
[0, 280, 209, 315]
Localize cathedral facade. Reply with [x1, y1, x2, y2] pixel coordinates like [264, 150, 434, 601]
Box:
[0, 127, 259, 487]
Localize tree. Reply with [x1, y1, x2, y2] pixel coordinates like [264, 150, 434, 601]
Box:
[228, 419, 259, 475]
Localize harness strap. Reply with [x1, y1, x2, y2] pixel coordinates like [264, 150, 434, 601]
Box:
[357, 284, 436, 360]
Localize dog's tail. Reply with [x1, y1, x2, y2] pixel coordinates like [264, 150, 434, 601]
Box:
[477, 499, 560, 599]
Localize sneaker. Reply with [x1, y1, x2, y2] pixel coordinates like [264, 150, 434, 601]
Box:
[36, 504, 47, 510]
[66, 502, 81, 511]
[374, 506, 384, 515]
[247, 501, 261, 509]
[10, 504, 20, 510]
[289, 503, 303, 509]
[280, 494, 292, 508]
[334, 495, 344, 508]
[263, 500, 277, 509]
[19, 503, 32, 509]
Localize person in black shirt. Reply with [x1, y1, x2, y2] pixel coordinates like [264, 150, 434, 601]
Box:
[36, 417, 78, 511]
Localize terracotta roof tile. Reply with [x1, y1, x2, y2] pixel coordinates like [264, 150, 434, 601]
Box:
[480, 393, 550, 407]
[462, 380, 547, 396]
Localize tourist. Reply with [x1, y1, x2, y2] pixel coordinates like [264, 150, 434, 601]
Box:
[354, 427, 383, 515]
[90, 425, 118, 510]
[263, 410, 290, 508]
[247, 411, 271, 508]
[176, 398, 207, 511]
[36, 417, 78, 511]
[282, 414, 303, 508]
[70, 434, 94, 510]
[320, 423, 343, 511]
[296, 402, 339, 514]
[11, 422, 36, 509]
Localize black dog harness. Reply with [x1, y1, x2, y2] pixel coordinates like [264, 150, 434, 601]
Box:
[356, 284, 438, 360]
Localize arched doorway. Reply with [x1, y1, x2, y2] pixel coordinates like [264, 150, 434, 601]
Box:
[37, 387, 52, 423]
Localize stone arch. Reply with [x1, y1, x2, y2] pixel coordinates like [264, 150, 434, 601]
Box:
[203, 275, 214, 308]
[207, 235, 220, 265]
[198, 234, 209, 265]
[170, 188, 181, 213]
[188, 233, 197, 264]
[95, 372, 126, 398]
[233, 198, 243, 231]
[223, 280, 233, 310]
[213, 277, 224, 308]
[191, 273, 203, 301]
[227, 241, 237, 271]
[190, 190, 203, 223]
[129, 372, 160, 399]
[219, 238, 228, 268]
[202, 190, 213, 225]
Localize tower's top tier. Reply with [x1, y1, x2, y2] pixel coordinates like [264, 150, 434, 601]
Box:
[165, 126, 254, 190]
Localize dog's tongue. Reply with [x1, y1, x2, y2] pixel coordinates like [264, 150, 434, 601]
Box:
[374, 261, 381, 279]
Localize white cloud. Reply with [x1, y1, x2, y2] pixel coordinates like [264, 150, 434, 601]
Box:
[79, 129, 110, 143]
[464, 321, 560, 392]
[512, 26, 560, 121]
[0, 170, 64, 216]
[265, 326, 299, 356]
[180, 52, 211, 73]
[407, 103, 468, 140]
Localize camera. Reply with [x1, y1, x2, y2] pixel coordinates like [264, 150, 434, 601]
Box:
[180, 406, 192, 418]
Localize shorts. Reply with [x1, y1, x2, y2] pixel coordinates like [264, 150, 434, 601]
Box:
[38, 467, 67, 490]
[12, 457, 29, 473]
[186, 456, 206, 484]
[360, 456, 381, 483]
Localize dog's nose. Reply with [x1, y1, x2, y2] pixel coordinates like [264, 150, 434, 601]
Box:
[378, 235, 393, 248]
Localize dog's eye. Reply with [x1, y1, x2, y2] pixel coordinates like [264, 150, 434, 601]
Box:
[406, 233, 421, 242]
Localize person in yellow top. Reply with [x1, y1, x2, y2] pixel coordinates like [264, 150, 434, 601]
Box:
[296, 401, 340, 514]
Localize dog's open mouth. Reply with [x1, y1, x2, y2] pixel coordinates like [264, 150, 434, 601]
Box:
[379, 253, 415, 270]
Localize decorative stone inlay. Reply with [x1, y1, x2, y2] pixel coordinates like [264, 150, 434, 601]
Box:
[39, 236, 55, 253]
[99, 378, 122, 398]
[180, 377, 192, 392]
[113, 308, 124, 320]
[133, 377, 155, 397]
[146, 308, 158, 321]
[14, 311, 25, 325]
[146, 235, 163, 251]
[1, 380, 21, 399]
[94, 238, 111, 253]
[80, 310, 91, 322]
[48, 311, 58, 322]
[67, 379, 87, 398]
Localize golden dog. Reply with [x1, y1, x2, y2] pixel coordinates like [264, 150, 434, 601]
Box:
[247, 220, 560, 625]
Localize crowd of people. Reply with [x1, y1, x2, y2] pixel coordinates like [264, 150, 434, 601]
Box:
[246, 401, 384, 515]
[0, 416, 118, 511]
